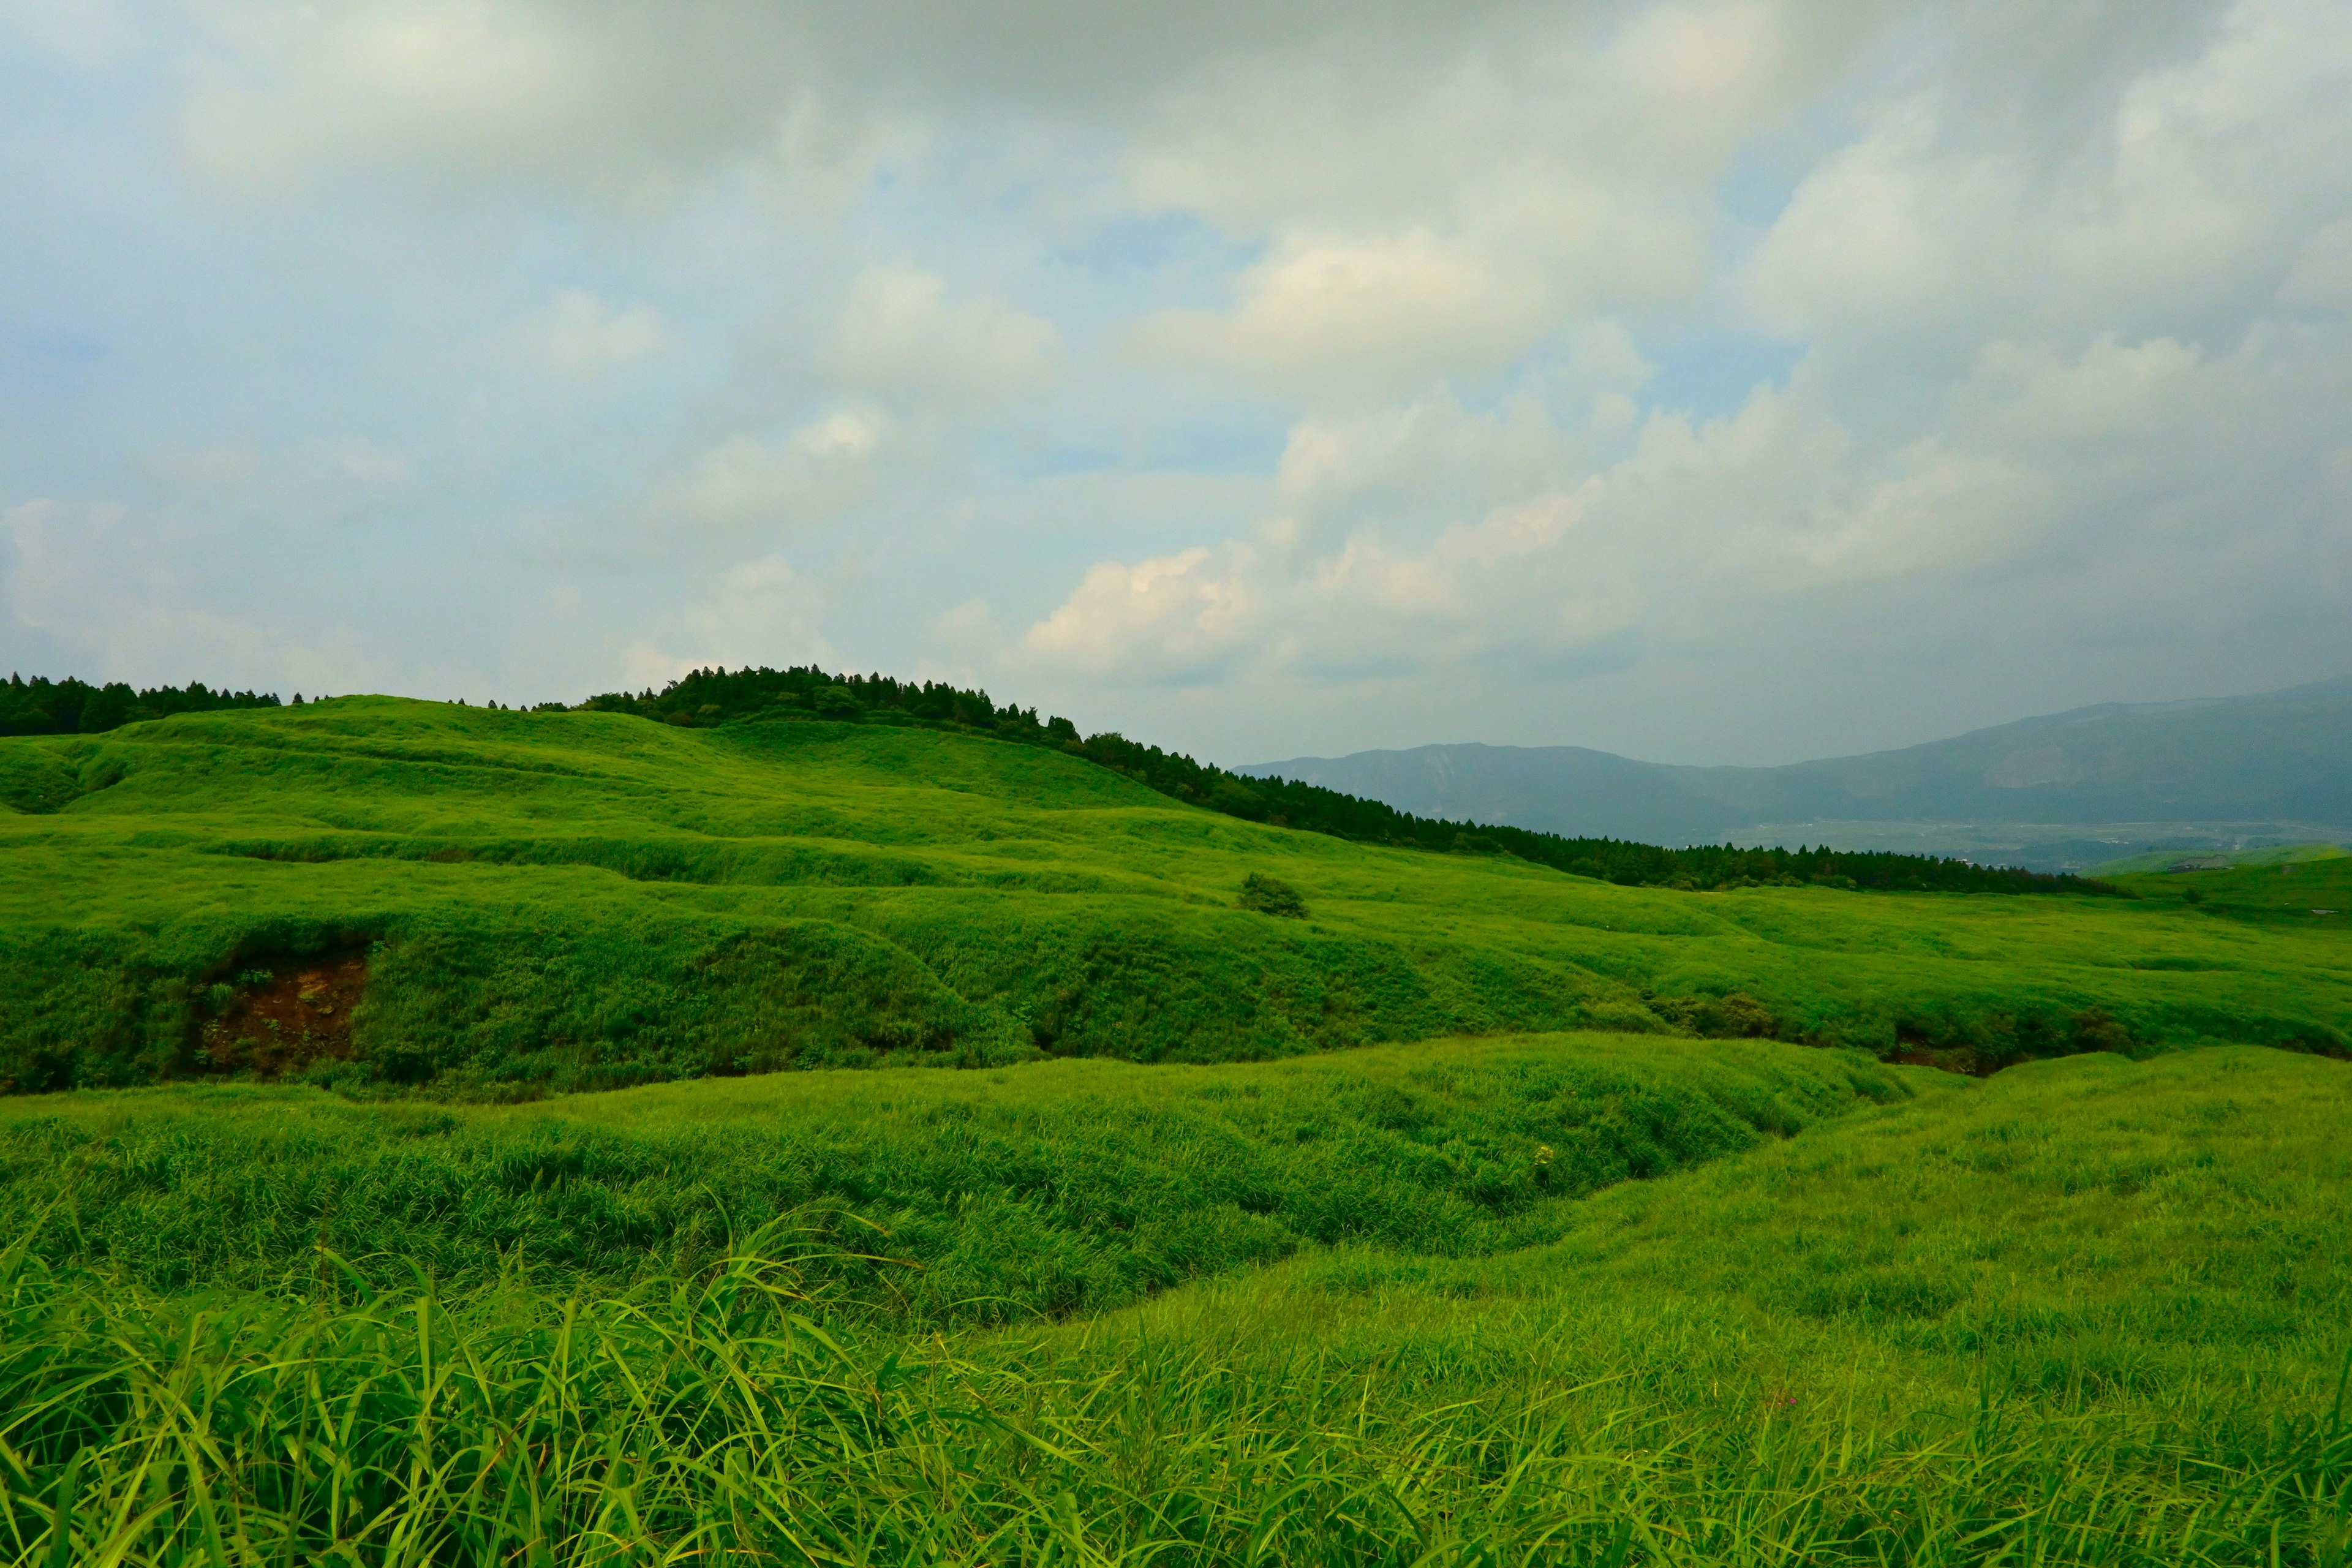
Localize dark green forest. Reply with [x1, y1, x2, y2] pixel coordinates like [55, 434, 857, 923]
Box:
[577, 665, 2107, 895]
[1, 673, 284, 736]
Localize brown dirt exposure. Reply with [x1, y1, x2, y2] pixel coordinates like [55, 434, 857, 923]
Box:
[197, 952, 368, 1076]
[1889, 1044, 2005, 1077]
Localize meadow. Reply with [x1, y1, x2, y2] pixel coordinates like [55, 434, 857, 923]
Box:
[4, 696, 2350, 1562]
[2, 1045, 2345, 1564]
[2089, 842, 2348, 878]
[2, 698, 2346, 1098]
[0, 1034, 1904, 1313]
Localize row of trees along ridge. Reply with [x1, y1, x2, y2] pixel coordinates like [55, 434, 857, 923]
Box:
[1, 674, 284, 737]
[578, 665, 2110, 896]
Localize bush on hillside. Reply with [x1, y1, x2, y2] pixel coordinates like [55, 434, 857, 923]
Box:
[1649, 990, 1780, 1038]
[1236, 873, 1310, 919]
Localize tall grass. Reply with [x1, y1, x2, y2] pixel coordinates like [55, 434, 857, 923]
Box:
[4, 1229, 2345, 1567]
[7, 1047, 2352, 1564]
[0, 1036, 1900, 1310]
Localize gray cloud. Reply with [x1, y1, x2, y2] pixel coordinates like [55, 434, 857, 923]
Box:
[2, 0, 2347, 764]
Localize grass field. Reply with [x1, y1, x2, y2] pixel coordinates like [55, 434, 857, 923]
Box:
[6, 696, 2350, 1562]
[2109, 851, 2352, 922]
[2, 697, 2347, 1096]
[0, 1033, 1904, 1312]
[2091, 842, 2350, 876]
[4, 1042, 2346, 1564]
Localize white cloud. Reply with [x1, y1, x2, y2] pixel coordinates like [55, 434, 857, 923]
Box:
[1121, 0, 1876, 395]
[1137, 230, 1563, 394]
[500, 288, 677, 379]
[1016, 310, 2350, 717]
[2280, 218, 2352, 311]
[688, 555, 826, 660]
[1018, 545, 1266, 685]
[12, 0, 2352, 765]
[2, 497, 325, 685]
[1014, 480, 1639, 690]
[834, 266, 1060, 401]
[1747, 0, 2352, 382]
[1272, 385, 1596, 535]
[178, 1, 809, 200]
[619, 557, 831, 687]
[665, 410, 888, 530]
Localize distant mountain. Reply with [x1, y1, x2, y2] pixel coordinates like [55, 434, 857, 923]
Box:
[1238, 676, 2352, 866]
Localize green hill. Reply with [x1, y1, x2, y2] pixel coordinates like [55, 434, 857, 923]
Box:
[2089, 840, 2348, 876]
[1, 695, 2347, 1096]
[6, 693, 2350, 1562]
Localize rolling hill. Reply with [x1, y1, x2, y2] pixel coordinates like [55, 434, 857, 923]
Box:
[1, 694, 2346, 1097]
[6, 692, 2350, 1564]
[1242, 674, 2352, 869]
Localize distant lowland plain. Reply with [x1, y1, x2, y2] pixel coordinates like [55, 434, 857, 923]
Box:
[1242, 674, 2352, 874]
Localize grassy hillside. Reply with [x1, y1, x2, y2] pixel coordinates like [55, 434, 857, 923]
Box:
[2111, 853, 2352, 923]
[6, 1042, 2345, 1564]
[2091, 840, 2348, 876]
[2, 695, 2348, 1095]
[9, 695, 2346, 1563]
[575, 661, 2093, 894]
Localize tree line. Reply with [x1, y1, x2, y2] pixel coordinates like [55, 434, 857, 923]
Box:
[579, 665, 2113, 896]
[0, 674, 284, 737]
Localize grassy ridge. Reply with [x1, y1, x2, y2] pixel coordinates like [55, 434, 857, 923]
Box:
[2113, 853, 2352, 925]
[583, 662, 2102, 894]
[2, 697, 2348, 1095]
[0, 1034, 1901, 1317]
[2092, 841, 2347, 876]
[5, 1046, 2345, 1564]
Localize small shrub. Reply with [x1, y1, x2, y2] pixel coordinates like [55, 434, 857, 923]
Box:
[1581, 1000, 1673, 1035]
[1237, 873, 1309, 919]
[1651, 991, 1781, 1039]
[2070, 1007, 2134, 1054]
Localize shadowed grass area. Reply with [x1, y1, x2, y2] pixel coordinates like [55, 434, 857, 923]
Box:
[3, 1046, 2346, 1564]
[0, 1032, 1903, 1317]
[3, 697, 2348, 1096]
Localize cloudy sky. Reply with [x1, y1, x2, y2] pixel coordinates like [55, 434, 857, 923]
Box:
[4, 0, 2348, 766]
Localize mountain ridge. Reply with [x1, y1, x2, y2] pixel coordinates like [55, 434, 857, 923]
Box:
[1239, 675, 2352, 867]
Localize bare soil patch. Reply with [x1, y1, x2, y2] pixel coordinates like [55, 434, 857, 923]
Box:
[197, 952, 368, 1076]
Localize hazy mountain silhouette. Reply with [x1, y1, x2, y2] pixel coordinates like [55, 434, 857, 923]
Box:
[1238, 676, 2352, 854]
